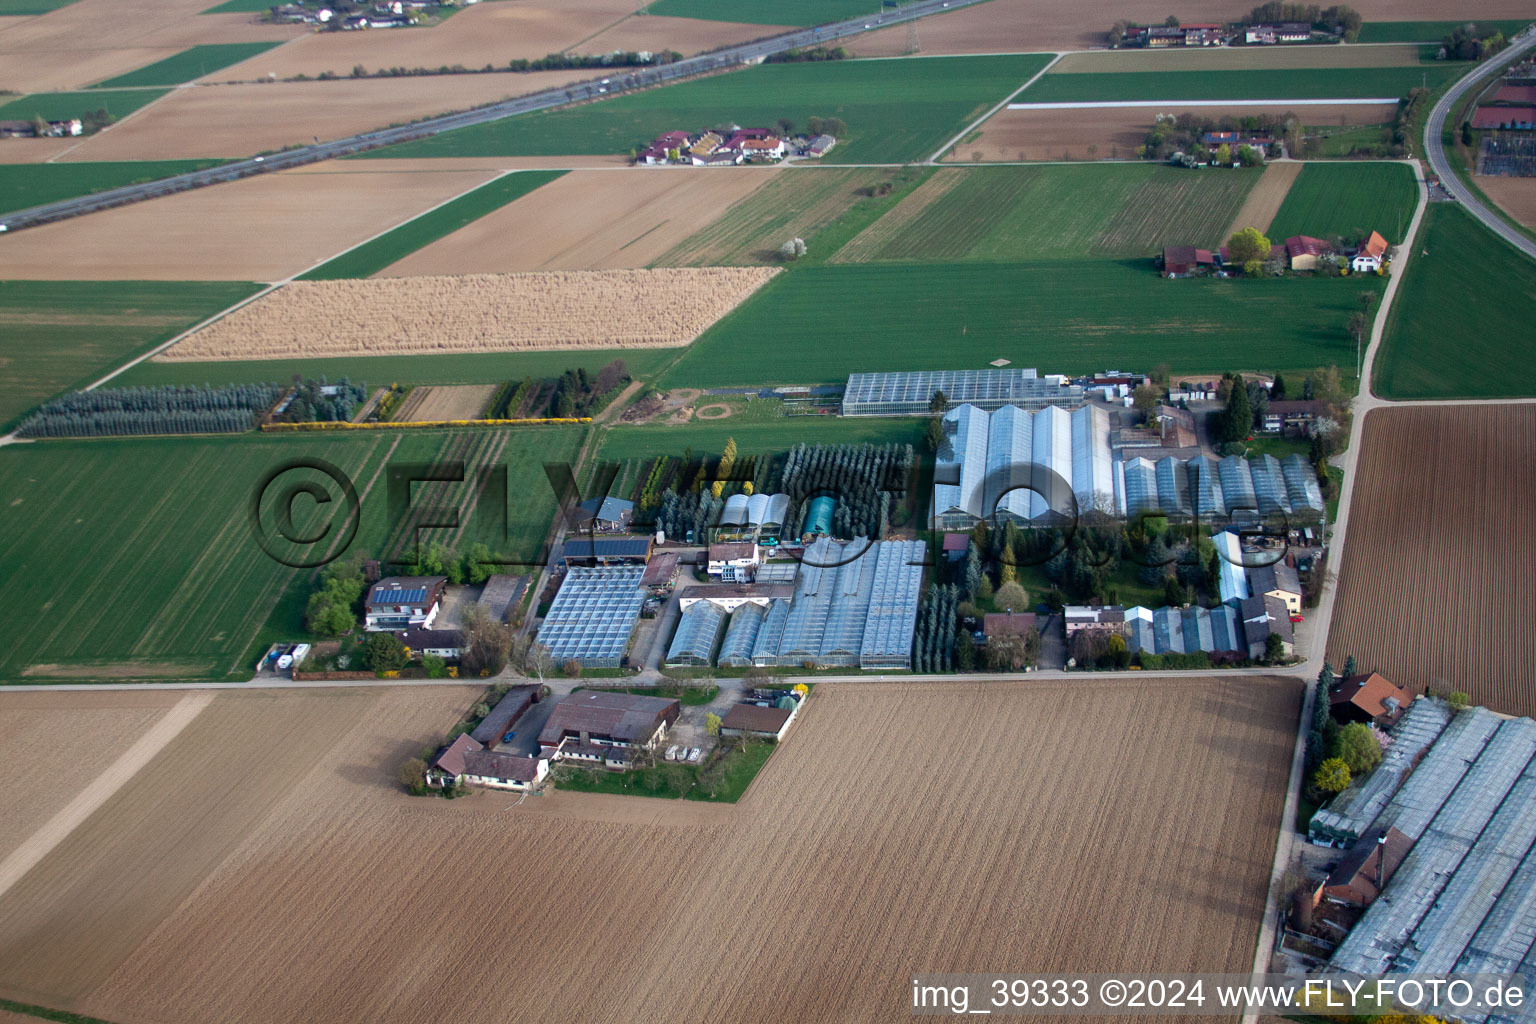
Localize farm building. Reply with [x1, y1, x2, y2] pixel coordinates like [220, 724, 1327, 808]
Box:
[1349, 231, 1389, 274]
[1330, 709, 1536, 998]
[1472, 106, 1536, 130]
[536, 566, 646, 668]
[1493, 85, 1536, 105]
[1161, 245, 1217, 277]
[426, 734, 482, 788]
[717, 602, 768, 667]
[364, 576, 446, 631]
[641, 552, 680, 594]
[748, 538, 926, 669]
[942, 533, 971, 561]
[459, 750, 549, 791]
[1248, 561, 1301, 614]
[802, 495, 836, 537]
[639, 130, 689, 164]
[1310, 697, 1454, 845]
[1330, 671, 1408, 727]
[1064, 605, 1126, 637]
[930, 404, 1114, 529]
[476, 574, 528, 623]
[841, 369, 1084, 416]
[666, 600, 729, 666]
[559, 535, 652, 567]
[470, 685, 541, 746]
[1125, 605, 1247, 657]
[574, 495, 634, 533]
[1260, 399, 1329, 435]
[707, 541, 759, 582]
[806, 134, 836, 157]
[399, 628, 465, 660]
[1314, 827, 1413, 908]
[1245, 21, 1311, 43]
[1285, 235, 1331, 271]
[678, 584, 793, 614]
[537, 691, 680, 765]
[1120, 453, 1325, 521]
[720, 700, 798, 741]
[1239, 595, 1293, 659]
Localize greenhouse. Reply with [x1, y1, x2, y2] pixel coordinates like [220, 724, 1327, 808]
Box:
[1124, 605, 1245, 657]
[716, 602, 768, 667]
[841, 369, 1084, 416]
[1118, 453, 1324, 522]
[535, 566, 645, 668]
[665, 600, 728, 667]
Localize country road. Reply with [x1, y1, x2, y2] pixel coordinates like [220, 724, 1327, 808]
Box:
[1424, 27, 1536, 260]
[0, 0, 982, 233]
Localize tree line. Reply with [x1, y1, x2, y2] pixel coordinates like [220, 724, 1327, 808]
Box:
[17, 382, 284, 438]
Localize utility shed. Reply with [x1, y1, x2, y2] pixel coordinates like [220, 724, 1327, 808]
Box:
[470, 685, 541, 746]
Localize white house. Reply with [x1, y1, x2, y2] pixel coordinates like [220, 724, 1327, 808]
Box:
[364, 576, 446, 631]
[460, 750, 549, 791]
[706, 541, 760, 583]
[400, 627, 465, 660]
[426, 733, 482, 788]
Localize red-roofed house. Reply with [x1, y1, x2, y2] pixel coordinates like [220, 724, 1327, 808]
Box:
[1473, 106, 1536, 130]
[1314, 827, 1413, 908]
[1351, 230, 1389, 273]
[640, 130, 689, 165]
[942, 532, 971, 561]
[1493, 85, 1536, 105]
[1163, 245, 1198, 276]
[1285, 235, 1330, 271]
[426, 733, 483, 788]
[1182, 23, 1223, 45]
[1330, 671, 1409, 726]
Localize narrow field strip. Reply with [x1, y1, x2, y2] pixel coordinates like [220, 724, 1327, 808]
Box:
[1225, 160, 1302, 239]
[1009, 98, 1401, 109]
[0, 693, 213, 901]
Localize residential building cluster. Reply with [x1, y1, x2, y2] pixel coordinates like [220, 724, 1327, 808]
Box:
[638, 127, 835, 166]
[1119, 20, 1313, 47]
[269, 0, 449, 29]
[1161, 230, 1388, 277]
[0, 118, 83, 139]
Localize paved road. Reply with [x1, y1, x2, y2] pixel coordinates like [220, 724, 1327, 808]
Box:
[0, 0, 983, 233]
[1424, 28, 1536, 260]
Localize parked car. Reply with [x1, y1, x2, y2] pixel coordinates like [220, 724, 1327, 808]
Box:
[664, 745, 680, 762]
[687, 747, 703, 764]
[502, 730, 516, 743]
[1290, 614, 1305, 623]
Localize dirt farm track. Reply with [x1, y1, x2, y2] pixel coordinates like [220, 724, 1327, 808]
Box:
[0, 678, 1298, 1024]
[1327, 405, 1536, 715]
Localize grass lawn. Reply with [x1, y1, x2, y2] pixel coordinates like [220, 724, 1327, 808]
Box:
[642, 0, 907, 26]
[1266, 162, 1417, 244]
[0, 0, 78, 12]
[833, 163, 1259, 263]
[0, 89, 169, 123]
[91, 43, 283, 87]
[0, 280, 261, 431]
[659, 260, 1384, 388]
[0, 160, 222, 216]
[113, 347, 673, 391]
[364, 54, 1053, 165]
[1356, 19, 1531, 43]
[550, 739, 774, 802]
[0, 424, 583, 684]
[1305, 122, 1392, 158]
[300, 170, 565, 279]
[574, 684, 720, 705]
[1375, 203, 1536, 399]
[1016, 65, 1462, 103]
[597, 416, 926, 462]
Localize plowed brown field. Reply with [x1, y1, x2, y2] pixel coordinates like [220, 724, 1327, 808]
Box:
[380, 167, 777, 275]
[1478, 175, 1536, 229]
[158, 268, 780, 359]
[575, 12, 775, 58]
[392, 383, 498, 420]
[58, 72, 586, 161]
[1225, 159, 1301, 237]
[0, 165, 498, 281]
[0, 678, 1298, 1024]
[850, 0, 1535, 56]
[1328, 405, 1536, 714]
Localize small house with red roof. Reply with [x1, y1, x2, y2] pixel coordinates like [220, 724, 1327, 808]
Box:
[1351, 230, 1389, 273]
[1285, 235, 1330, 271]
[1330, 671, 1409, 727]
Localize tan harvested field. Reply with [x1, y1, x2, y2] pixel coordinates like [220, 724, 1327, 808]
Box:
[575, 12, 776, 59]
[0, 0, 300, 93]
[0, 689, 380, 1007]
[59, 72, 586, 161]
[212, 0, 647, 81]
[1053, 43, 1424, 73]
[1328, 406, 1536, 716]
[851, 0, 1535, 55]
[283, 154, 633, 172]
[1478, 175, 1536, 228]
[829, 169, 964, 261]
[0, 138, 78, 163]
[159, 267, 780, 359]
[0, 165, 498, 281]
[393, 383, 497, 421]
[658, 165, 899, 266]
[1226, 159, 1301, 237]
[381, 167, 778, 276]
[0, 691, 183, 864]
[0, 678, 1306, 1023]
[965, 103, 1390, 162]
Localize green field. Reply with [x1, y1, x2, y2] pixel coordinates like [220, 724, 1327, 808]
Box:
[365, 54, 1053, 164]
[0, 280, 262, 431]
[91, 43, 283, 87]
[300, 170, 565, 280]
[0, 89, 169, 124]
[0, 423, 583, 683]
[1017, 66, 1462, 102]
[1357, 19, 1531, 42]
[0, 160, 222, 216]
[200, 0, 279, 10]
[1266, 162, 1417, 244]
[641, 0, 903, 26]
[659, 260, 1384, 388]
[1375, 204, 1536, 399]
[0, 0, 79, 13]
[114, 347, 673, 391]
[832, 163, 1258, 263]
